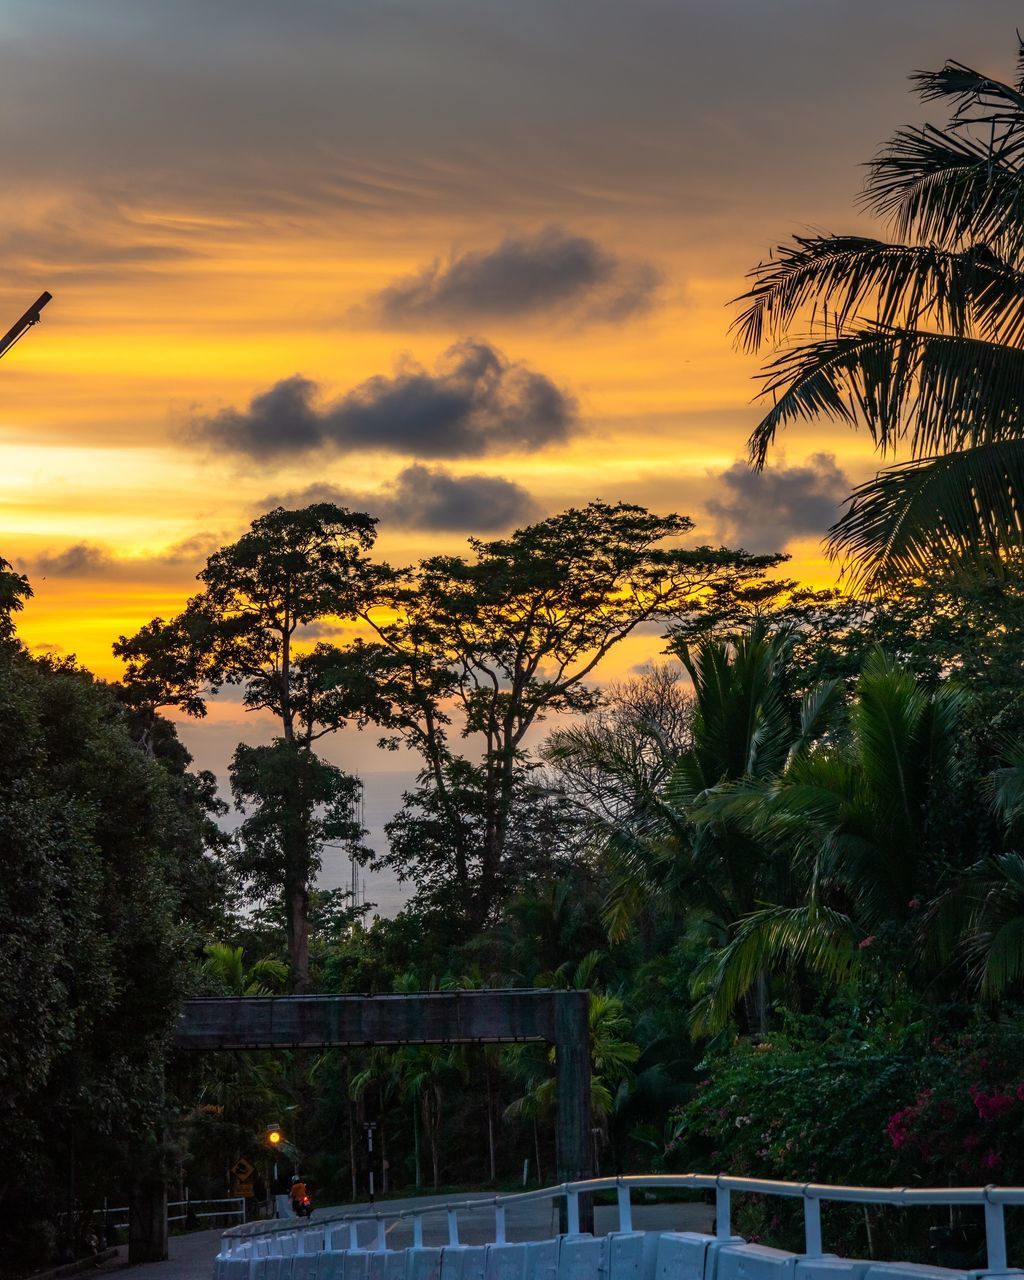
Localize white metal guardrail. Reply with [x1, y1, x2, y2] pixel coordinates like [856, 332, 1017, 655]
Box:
[218, 1174, 1024, 1273]
[103, 1195, 247, 1234]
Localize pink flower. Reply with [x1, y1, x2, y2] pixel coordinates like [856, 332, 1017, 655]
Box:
[858, 935, 876, 950]
[973, 1091, 1013, 1121]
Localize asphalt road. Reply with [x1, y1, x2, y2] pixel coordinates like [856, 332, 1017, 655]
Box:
[106, 1191, 714, 1280]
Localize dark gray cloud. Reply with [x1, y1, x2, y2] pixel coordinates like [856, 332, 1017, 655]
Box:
[197, 340, 576, 460]
[706, 453, 851, 552]
[366, 227, 660, 326]
[267, 464, 538, 532]
[29, 533, 221, 579]
[33, 543, 114, 577]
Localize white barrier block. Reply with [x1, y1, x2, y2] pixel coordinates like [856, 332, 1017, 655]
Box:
[386, 1251, 408, 1280]
[797, 1260, 870, 1280]
[866, 1268, 971, 1280]
[525, 1240, 560, 1280]
[319, 1254, 347, 1280]
[251, 1258, 270, 1280]
[293, 1254, 318, 1280]
[442, 1246, 488, 1280]
[278, 1259, 297, 1280]
[608, 1232, 660, 1280]
[408, 1247, 445, 1280]
[344, 1254, 371, 1280]
[655, 1231, 744, 1280]
[717, 1243, 799, 1280]
[282, 1236, 300, 1257]
[559, 1235, 606, 1280]
[329, 1229, 352, 1252]
[230, 1258, 255, 1280]
[367, 1253, 390, 1280]
[487, 1244, 528, 1280]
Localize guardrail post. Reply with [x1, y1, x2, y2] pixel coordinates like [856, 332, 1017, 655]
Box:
[349, 1222, 360, 1251]
[495, 1205, 507, 1245]
[375, 1220, 387, 1252]
[413, 1216, 424, 1248]
[803, 1194, 823, 1258]
[447, 1209, 460, 1247]
[616, 1182, 634, 1234]
[984, 1196, 1008, 1273]
[566, 1189, 580, 1236]
[716, 1187, 731, 1240]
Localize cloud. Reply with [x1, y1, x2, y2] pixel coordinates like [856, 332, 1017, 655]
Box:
[266, 463, 539, 532]
[706, 453, 851, 552]
[195, 340, 576, 460]
[29, 533, 221, 580]
[365, 227, 660, 327]
[34, 543, 116, 577]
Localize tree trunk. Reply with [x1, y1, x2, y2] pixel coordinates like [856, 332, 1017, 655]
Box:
[286, 884, 310, 993]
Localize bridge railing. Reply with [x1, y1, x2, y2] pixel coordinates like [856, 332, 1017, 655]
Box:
[218, 1173, 1024, 1272]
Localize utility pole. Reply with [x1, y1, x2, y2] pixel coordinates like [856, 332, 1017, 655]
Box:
[0, 292, 52, 361]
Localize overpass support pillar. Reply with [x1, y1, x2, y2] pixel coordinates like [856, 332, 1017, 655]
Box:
[128, 1174, 167, 1264]
[555, 990, 593, 1233]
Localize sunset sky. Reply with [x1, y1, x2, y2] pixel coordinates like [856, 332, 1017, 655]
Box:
[2, 1, 1019, 907]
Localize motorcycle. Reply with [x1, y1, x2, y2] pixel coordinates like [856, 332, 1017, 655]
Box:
[293, 1194, 312, 1219]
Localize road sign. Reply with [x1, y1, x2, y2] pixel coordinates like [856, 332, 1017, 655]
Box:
[232, 1157, 255, 1181]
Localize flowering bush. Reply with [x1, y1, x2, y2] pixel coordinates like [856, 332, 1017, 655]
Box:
[668, 1011, 1024, 1259]
[882, 1029, 1024, 1183]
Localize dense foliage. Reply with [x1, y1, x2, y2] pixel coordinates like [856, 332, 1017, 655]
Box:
[0, 561, 226, 1273]
[15, 34, 1024, 1277]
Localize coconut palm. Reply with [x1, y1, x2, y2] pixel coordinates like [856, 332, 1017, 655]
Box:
[736, 37, 1024, 585]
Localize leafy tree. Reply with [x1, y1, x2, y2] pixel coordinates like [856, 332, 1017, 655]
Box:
[230, 741, 366, 988]
[0, 554, 31, 646]
[117, 504, 379, 988]
[348, 502, 777, 926]
[0, 578, 223, 1270]
[735, 36, 1024, 584]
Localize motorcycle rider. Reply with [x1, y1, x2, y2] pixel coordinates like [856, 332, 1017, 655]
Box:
[290, 1174, 310, 1217]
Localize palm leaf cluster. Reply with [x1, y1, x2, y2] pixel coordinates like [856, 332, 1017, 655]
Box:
[737, 39, 1024, 585]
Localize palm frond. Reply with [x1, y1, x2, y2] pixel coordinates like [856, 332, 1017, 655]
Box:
[986, 737, 1024, 827]
[689, 904, 859, 1036]
[733, 237, 1024, 354]
[827, 440, 1024, 587]
[863, 121, 1024, 252]
[912, 59, 1024, 119]
[788, 679, 843, 765]
[750, 326, 1024, 468]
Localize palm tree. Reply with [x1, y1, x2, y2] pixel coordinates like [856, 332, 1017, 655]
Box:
[583, 625, 839, 946]
[736, 37, 1024, 586]
[689, 653, 970, 1033]
[200, 943, 289, 996]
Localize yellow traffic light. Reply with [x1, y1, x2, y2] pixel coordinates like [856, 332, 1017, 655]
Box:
[265, 1124, 283, 1147]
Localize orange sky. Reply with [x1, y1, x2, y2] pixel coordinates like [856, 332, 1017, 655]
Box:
[2, 2, 1020, 905]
